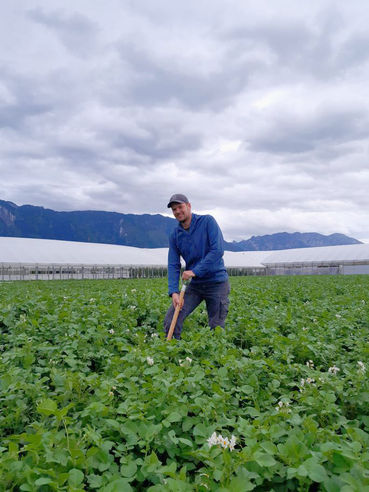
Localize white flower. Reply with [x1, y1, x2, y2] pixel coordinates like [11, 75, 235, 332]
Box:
[146, 356, 154, 366]
[207, 432, 236, 451]
[89, 298, 96, 302]
[179, 356, 193, 366]
[218, 435, 230, 449]
[131, 289, 137, 292]
[300, 376, 315, 391]
[108, 329, 115, 334]
[276, 401, 291, 412]
[335, 314, 342, 318]
[207, 432, 218, 448]
[229, 435, 237, 451]
[358, 361, 366, 373]
[328, 365, 340, 375]
[130, 305, 136, 310]
[151, 333, 159, 338]
[306, 360, 314, 369]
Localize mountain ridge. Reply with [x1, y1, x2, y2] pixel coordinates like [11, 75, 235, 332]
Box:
[0, 199, 362, 251]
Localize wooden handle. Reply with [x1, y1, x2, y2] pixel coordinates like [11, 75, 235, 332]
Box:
[167, 286, 186, 340]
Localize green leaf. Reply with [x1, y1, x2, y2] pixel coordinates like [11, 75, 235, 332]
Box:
[193, 423, 208, 437]
[87, 474, 103, 488]
[178, 437, 193, 447]
[182, 417, 194, 432]
[168, 430, 179, 444]
[214, 468, 223, 481]
[101, 478, 133, 492]
[323, 476, 345, 492]
[121, 461, 137, 478]
[260, 441, 278, 454]
[37, 398, 58, 416]
[167, 411, 182, 422]
[229, 467, 256, 491]
[68, 468, 84, 486]
[35, 477, 53, 486]
[304, 459, 328, 482]
[254, 453, 277, 467]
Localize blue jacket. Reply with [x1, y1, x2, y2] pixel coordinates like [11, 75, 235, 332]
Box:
[168, 213, 228, 295]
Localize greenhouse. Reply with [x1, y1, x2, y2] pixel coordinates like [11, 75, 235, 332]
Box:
[1, 237, 369, 280]
[263, 243, 369, 275]
[0, 237, 267, 281]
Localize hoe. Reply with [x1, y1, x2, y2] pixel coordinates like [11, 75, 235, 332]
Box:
[166, 280, 189, 340]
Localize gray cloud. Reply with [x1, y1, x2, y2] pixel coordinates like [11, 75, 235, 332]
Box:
[249, 107, 369, 154]
[1, 1, 369, 243]
[116, 41, 250, 110]
[27, 8, 99, 58]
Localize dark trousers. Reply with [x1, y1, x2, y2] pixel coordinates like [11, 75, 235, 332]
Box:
[164, 280, 230, 339]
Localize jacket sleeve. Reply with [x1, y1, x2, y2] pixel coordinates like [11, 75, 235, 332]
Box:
[168, 231, 181, 295]
[192, 216, 224, 278]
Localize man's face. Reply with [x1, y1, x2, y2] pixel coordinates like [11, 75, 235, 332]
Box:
[171, 202, 191, 223]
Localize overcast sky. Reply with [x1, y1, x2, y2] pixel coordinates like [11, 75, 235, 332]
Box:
[1, 1, 369, 242]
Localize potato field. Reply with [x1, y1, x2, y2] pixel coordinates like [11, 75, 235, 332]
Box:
[0, 276, 369, 491]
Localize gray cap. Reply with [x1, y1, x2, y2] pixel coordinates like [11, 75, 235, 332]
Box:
[167, 193, 189, 208]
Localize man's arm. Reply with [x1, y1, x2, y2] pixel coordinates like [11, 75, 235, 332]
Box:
[168, 232, 181, 296]
[192, 216, 224, 278]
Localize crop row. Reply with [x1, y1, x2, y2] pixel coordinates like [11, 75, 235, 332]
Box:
[0, 276, 368, 490]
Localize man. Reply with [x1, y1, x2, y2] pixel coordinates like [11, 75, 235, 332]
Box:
[164, 193, 230, 339]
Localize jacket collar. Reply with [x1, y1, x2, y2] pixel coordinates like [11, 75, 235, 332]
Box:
[178, 213, 198, 231]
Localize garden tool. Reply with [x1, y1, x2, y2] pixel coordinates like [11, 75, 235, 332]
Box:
[166, 279, 190, 340]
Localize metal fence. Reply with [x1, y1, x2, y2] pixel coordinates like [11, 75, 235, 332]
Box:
[0, 263, 265, 281]
[227, 266, 266, 276]
[0, 263, 168, 281]
[3, 261, 369, 281]
[264, 260, 369, 276]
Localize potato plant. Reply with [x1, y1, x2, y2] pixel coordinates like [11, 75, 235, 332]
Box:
[0, 275, 368, 491]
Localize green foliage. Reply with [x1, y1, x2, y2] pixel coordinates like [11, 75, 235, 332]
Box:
[0, 275, 369, 490]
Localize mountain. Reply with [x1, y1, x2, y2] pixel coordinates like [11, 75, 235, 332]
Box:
[225, 232, 362, 251]
[0, 200, 175, 248]
[0, 199, 362, 251]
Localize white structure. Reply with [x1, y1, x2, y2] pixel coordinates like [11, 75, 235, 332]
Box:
[263, 243, 369, 275]
[1, 236, 369, 280]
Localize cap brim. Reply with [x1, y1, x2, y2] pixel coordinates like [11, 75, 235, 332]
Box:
[167, 201, 184, 208]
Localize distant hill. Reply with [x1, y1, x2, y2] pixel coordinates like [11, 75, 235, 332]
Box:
[0, 199, 362, 251]
[225, 231, 362, 251]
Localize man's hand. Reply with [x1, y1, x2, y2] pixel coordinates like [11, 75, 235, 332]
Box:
[171, 292, 184, 310]
[182, 270, 195, 281]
